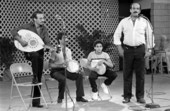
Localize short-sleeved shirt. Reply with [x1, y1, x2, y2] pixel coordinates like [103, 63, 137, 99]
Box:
[87, 51, 110, 62]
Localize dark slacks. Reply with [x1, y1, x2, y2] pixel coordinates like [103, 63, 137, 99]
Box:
[50, 68, 85, 99]
[89, 69, 117, 92]
[25, 49, 44, 105]
[123, 45, 145, 99]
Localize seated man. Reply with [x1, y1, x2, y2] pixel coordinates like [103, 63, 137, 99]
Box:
[49, 32, 88, 103]
[86, 40, 117, 100]
[158, 35, 170, 72]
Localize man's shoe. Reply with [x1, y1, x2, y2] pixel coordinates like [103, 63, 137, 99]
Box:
[101, 83, 109, 94]
[32, 104, 43, 108]
[122, 98, 130, 103]
[92, 92, 99, 100]
[137, 98, 146, 104]
[76, 97, 88, 102]
[57, 98, 63, 103]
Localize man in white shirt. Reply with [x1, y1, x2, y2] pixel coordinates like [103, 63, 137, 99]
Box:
[49, 33, 88, 103]
[114, 3, 154, 104]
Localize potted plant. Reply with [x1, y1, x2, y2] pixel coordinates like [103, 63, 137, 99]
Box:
[75, 24, 113, 57]
[0, 37, 17, 81]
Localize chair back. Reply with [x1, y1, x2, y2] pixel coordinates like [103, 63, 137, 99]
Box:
[10, 63, 33, 76]
[10, 63, 33, 83]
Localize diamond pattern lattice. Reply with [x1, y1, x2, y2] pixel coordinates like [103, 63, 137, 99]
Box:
[0, 0, 119, 77]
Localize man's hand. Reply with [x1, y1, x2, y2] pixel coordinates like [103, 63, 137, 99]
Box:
[145, 51, 152, 58]
[92, 67, 99, 72]
[117, 45, 124, 57]
[97, 60, 104, 66]
[20, 40, 28, 47]
[16, 35, 28, 47]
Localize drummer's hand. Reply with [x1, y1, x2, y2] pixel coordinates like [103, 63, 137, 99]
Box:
[97, 60, 105, 66]
[92, 67, 99, 72]
[62, 63, 67, 68]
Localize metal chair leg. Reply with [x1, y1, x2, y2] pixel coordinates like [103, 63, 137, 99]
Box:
[44, 80, 53, 103]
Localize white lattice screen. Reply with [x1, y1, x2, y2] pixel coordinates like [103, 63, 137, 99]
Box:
[0, 0, 119, 76]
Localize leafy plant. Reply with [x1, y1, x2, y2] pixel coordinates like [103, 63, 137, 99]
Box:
[0, 37, 17, 70]
[75, 24, 113, 57]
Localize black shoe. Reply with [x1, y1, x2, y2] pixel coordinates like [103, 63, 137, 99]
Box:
[76, 97, 88, 102]
[57, 98, 62, 103]
[122, 98, 130, 103]
[32, 104, 43, 108]
[137, 98, 146, 104]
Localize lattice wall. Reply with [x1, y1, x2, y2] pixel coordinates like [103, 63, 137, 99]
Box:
[0, 0, 119, 76]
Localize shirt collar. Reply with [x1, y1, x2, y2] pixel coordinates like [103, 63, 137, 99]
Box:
[30, 21, 43, 28]
[127, 15, 141, 20]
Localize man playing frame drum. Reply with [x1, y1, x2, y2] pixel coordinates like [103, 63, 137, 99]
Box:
[87, 40, 117, 100]
[49, 32, 88, 103]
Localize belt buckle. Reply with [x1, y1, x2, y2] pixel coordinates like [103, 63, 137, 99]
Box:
[134, 46, 137, 48]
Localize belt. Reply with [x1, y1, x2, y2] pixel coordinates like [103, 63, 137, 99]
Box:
[124, 44, 144, 49]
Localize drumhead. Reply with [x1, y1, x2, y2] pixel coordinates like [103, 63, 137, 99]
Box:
[67, 60, 79, 73]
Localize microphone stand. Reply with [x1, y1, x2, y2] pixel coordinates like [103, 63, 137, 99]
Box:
[57, 15, 68, 111]
[141, 15, 160, 109]
[62, 18, 69, 111]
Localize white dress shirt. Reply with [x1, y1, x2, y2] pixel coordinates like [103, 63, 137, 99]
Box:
[114, 16, 155, 49]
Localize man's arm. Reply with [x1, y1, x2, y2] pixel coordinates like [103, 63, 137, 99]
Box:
[145, 19, 155, 57]
[145, 20, 155, 50]
[10, 24, 29, 47]
[114, 20, 124, 57]
[49, 51, 66, 68]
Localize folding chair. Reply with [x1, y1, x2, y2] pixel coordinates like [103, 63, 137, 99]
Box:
[155, 50, 169, 74]
[43, 60, 58, 103]
[9, 63, 47, 110]
[80, 58, 112, 100]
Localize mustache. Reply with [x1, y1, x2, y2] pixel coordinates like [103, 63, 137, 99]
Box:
[133, 11, 138, 13]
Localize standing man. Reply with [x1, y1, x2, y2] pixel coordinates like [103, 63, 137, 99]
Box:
[11, 10, 52, 108]
[49, 32, 88, 103]
[114, 3, 154, 103]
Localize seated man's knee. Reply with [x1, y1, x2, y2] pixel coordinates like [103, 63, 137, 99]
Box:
[89, 71, 98, 79]
[112, 72, 118, 80]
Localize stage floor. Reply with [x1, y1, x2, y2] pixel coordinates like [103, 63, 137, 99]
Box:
[1, 71, 170, 111]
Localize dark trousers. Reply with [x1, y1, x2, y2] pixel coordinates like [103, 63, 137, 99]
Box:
[123, 45, 145, 99]
[89, 69, 117, 92]
[25, 50, 44, 105]
[50, 68, 85, 99]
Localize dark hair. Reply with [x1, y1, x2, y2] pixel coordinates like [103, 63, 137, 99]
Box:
[57, 32, 64, 43]
[130, 3, 141, 10]
[30, 10, 43, 19]
[93, 39, 103, 47]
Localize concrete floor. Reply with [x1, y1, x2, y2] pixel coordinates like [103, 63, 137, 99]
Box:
[1, 71, 170, 111]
